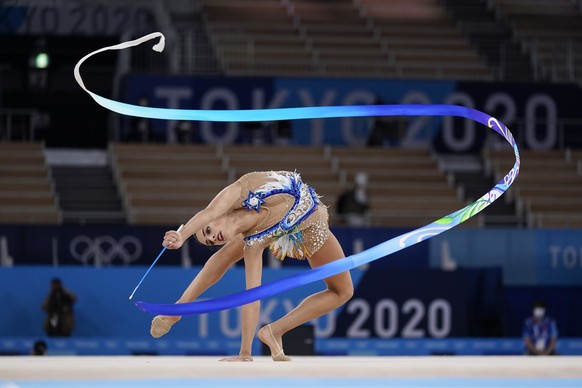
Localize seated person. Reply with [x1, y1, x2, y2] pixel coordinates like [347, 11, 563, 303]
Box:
[522, 300, 558, 355]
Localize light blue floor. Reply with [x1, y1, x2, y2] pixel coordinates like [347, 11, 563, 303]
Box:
[3, 378, 582, 388]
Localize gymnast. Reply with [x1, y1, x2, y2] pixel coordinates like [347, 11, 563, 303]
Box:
[150, 170, 354, 362]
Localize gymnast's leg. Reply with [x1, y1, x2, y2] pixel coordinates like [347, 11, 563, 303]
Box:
[151, 238, 244, 337]
[258, 232, 353, 360]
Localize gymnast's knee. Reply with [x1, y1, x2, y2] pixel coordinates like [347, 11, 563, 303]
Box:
[329, 283, 353, 305]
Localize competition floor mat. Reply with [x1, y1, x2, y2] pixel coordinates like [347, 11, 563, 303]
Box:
[1, 356, 581, 387]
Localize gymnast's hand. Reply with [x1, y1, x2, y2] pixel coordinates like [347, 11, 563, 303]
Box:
[163, 229, 184, 250]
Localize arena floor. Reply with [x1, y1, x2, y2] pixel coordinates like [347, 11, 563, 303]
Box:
[1, 356, 581, 387]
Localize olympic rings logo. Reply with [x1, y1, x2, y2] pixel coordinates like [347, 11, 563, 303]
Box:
[69, 235, 142, 265]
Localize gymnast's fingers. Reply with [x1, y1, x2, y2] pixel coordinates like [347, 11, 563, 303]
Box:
[163, 231, 182, 249]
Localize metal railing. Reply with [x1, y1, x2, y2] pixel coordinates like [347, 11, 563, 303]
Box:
[0, 109, 42, 142]
[524, 38, 582, 84]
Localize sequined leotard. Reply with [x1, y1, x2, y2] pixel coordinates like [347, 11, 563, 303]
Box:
[232, 171, 329, 260]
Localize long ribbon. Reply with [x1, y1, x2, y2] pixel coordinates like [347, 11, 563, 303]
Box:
[74, 32, 520, 316]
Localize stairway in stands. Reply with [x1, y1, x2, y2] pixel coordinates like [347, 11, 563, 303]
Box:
[51, 166, 125, 224]
[444, 0, 535, 82]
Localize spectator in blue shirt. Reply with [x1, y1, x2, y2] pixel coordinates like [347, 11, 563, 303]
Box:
[522, 300, 558, 355]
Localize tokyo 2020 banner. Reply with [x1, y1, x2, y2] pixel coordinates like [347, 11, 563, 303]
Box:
[122, 75, 582, 150]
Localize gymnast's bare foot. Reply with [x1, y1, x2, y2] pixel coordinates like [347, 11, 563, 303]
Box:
[219, 355, 254, 362]
[150, 315, 180, 338]
[258, 324, 292, 361]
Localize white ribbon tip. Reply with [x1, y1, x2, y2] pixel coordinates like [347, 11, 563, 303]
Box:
[152, 37, 165, 52]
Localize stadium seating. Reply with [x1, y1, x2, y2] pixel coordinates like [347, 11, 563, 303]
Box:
[200, 0, 492, 80]
[484, 148, 582, 227]
[0, 143, 61, 224]
[202, 0, 315, 76]
[109, 143, 227, 225]
[358, 0, 491, 80]
[110, 143, 465, 228]
[329, 147, 468, 227]
[111, 142, 581, 229]
[490, 0, 582, 82]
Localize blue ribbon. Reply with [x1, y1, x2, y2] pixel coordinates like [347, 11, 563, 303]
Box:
[74, 32, 520, 316]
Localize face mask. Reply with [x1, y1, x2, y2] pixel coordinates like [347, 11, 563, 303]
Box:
[355, 173, 368, 187]
[533, 307, 546, 319]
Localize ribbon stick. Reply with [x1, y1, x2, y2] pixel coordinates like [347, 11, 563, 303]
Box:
[74, 32, 520, 316]
[128, 224, 184, 300]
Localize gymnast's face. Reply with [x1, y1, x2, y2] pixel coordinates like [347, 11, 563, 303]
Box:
[196, 216, 230, 246]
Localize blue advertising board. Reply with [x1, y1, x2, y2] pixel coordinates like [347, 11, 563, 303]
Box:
[535, 229, 582, 285]
[502, 286, 582, 339]
[429, 228, 582, 286]
[2, 224, 581, 286]
[1, 265, 580, 356]
[0, 224, 428, 269]
[3, 336, 582, 356]
[331, 269, 472, 339]
[0, 266, 484, 341]
[0, 3, 156, 36]
[122, 75, 582, 150]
